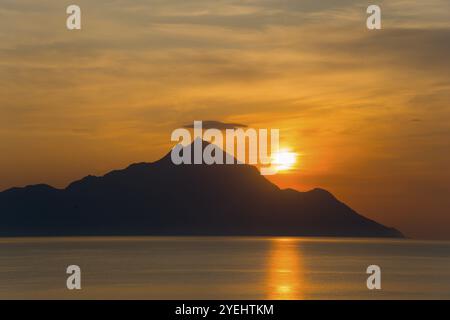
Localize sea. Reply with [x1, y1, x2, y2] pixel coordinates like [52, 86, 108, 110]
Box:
[0, 237, 449, 299]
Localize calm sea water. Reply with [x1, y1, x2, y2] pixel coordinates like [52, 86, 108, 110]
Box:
[0, 237, 449, 299]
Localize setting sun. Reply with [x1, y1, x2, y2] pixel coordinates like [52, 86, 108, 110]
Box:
[272, 151, 298, 171]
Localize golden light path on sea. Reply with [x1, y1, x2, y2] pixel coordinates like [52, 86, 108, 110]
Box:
[266, 238, 304, 299]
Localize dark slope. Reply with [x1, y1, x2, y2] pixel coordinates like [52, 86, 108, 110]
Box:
[0, 141, 403, 237]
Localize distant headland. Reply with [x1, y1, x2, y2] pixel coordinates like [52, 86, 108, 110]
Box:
[0, 141, 404, 238]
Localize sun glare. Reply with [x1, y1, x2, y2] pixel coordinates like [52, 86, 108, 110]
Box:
[272, 150, 298, 171]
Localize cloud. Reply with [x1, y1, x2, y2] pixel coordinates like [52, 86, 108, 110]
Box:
[183, 120, 247, 130]
[1, 0, 450, 239]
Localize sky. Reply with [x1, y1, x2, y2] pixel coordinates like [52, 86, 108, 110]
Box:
[0, 0, 449, 239]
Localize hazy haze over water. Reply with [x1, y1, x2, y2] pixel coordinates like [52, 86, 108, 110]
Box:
[0, 237, 449, 299]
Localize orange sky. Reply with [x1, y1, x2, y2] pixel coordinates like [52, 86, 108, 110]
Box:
[0, 0, 449, 239]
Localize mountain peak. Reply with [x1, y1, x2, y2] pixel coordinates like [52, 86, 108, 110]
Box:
[0, 143, 404, 238]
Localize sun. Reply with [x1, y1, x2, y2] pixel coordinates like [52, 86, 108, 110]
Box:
[272, 150, 298, 171]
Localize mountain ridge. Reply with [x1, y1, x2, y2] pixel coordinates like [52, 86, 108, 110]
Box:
[0, 141, 404, 238]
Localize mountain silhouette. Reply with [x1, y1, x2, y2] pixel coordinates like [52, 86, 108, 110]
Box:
[0, 140, 403, 237]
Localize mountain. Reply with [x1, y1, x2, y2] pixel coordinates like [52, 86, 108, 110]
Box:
[0, 141, 403, 238]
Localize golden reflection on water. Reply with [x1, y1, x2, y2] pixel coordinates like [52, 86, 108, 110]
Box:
[266, 238, 304, 299]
